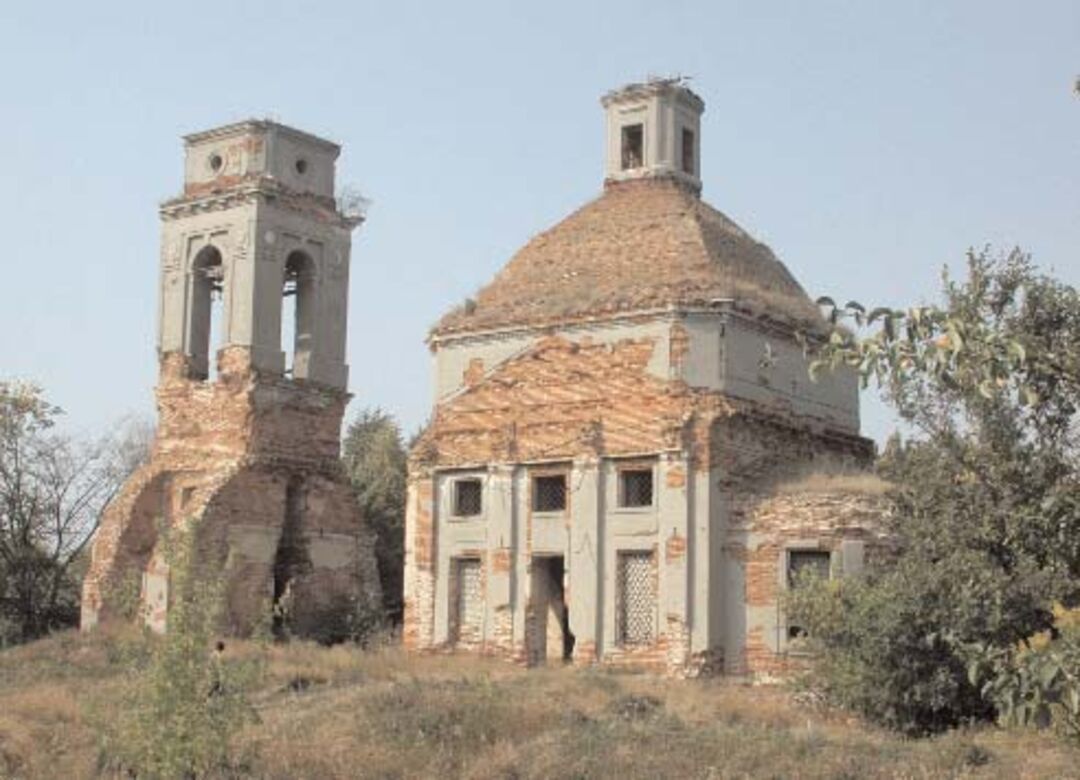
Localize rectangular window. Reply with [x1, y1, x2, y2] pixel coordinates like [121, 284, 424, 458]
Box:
[616, 551, 656, 646]
[451, 558, 483, 645]
[453, 478, 482, 517]
[532, 474, 567, 513]
[621, 124, 644, 170]
[681, 128, 695, 174]
[618, 468, 653, 508]
[787, 549, 832, 639]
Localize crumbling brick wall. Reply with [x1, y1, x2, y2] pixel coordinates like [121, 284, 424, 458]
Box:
[82, 349, 381, 638]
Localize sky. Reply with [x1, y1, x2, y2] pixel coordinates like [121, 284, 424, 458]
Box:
[0, 1, 1077, 445]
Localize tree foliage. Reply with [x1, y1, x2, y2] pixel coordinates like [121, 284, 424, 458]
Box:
[342, 408, 406, 623]
[0, 381, 149, 643]
[790, 250, 1080, 735]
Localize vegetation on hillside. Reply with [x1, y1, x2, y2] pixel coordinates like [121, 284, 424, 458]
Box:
[2, 630, 1079, 779]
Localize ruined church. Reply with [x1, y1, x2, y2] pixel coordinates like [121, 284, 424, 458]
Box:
[82, 121, 381, 636]
[404, 79, 884, 676]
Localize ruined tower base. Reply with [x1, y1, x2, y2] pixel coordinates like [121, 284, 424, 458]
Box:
[82, 351, 381, 638]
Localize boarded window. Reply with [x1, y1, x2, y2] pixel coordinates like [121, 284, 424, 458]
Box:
[533, 474, 567, 512]
[453, 478, 482, 517]
[451, 558, 483, 645]
[621, 124, 644, 170]
[616, 551, 655, 646]
[618, 468, 653, 508]
[787, 549, 831, 639]
[681, 128, 695, 174]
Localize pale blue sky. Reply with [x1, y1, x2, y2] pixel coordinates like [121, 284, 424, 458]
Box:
[1, 1, 1077, 444]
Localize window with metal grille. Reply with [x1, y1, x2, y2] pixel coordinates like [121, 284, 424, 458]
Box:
[621, 124, 643, 170]
[451, 558, 483, 644]
[618, 468, 653, 508]
[616, 551, 656, 646]
[681, 128, 695, 174]
[453, 478, 482, 517]
[532, 474, 567, 513]
[787, 549, 831, 640]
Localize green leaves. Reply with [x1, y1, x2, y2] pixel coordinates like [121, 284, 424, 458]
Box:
[794, 249, 1080, 740]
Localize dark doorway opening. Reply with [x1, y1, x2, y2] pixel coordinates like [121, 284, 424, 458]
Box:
[527, 555, 574, 665]
[272, 477, 309, 639]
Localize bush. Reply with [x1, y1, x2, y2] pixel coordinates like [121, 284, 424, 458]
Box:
[786, 556, 1004, 735]
[966, 605, 1080, 743]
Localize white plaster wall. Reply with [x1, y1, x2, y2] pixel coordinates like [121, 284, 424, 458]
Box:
[264, 130, 336, 197]
[720, 318, 858, 431]
[183, 124, 336, 199]
[184, 132, 267, 189]
[690, 468, 714, 653]
[678, 314, 859, 433]
[679, 313, 723, 389]
[602, 86, 702, 189]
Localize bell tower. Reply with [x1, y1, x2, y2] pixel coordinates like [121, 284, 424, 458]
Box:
[82, 120, 380, 637]
[158, 120, 359, 386]
[601, 77, 704, 193]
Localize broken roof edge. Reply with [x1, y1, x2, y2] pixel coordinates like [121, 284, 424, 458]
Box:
[600, 76, 705, 112]
[183, 119, 341, 155]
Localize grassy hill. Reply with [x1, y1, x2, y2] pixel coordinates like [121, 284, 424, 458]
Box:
[1, 629, 1077, 779]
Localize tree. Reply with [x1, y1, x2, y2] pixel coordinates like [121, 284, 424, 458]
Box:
[0, 381, 150, 643]
[789, 250, 1080, 734]
[342, 408, 406, 623]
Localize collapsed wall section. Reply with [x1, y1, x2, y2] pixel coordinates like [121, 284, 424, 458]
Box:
[82, 352, 380, 637]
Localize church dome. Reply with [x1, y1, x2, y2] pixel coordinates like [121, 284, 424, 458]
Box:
[434, 177, 824, 337]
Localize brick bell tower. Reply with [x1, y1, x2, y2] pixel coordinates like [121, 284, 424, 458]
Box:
[82, 120, 381, 637]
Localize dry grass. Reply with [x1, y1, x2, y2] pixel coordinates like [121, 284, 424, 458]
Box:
[1, 630, 1078, 779]
[774, 471, 893, 495]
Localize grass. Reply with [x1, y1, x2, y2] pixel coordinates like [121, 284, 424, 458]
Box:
[0, 628, 1078, 779]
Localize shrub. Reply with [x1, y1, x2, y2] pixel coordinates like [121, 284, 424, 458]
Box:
[96, 527, 261, 778]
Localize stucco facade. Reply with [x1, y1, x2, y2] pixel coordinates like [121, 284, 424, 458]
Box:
[82, 121, 380, 637]
[405, 79, 884, 676]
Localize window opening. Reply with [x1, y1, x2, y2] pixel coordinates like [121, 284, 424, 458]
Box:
[618, 468, 653, 508]
[621, 124, 644, 170]
[616, 551, 655, 646]
[453, 478, 482, 517]
[282, 250, 315, 379]
[533, 474, 567, 513]
[189, 245, 224, 381]
[681, 128, 695, 174]
[786, 549, 831, 639]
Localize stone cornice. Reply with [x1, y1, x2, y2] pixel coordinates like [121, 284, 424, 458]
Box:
[159, 178, 361, 229]
[429, 300, 820, 349]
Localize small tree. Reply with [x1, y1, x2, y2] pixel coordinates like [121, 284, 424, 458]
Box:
[0, 381, 148, 643]
[102, 524, 260, 778]
[342, 408, 406, 623]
